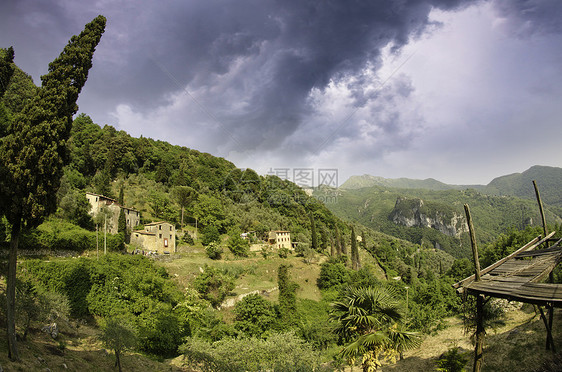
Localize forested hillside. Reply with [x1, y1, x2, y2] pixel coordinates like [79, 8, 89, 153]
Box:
[341, 165, 562, 209]
[317, 185, 562, 259]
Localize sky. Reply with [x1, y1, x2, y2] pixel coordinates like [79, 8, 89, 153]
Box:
[1, 0, 562, 187]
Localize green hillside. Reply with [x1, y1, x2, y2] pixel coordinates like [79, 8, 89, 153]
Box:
[317, 185, 562, 259]
[484, 165, 562, 207]
[340, 165, 562, 209]
[341, 174, 455, 191]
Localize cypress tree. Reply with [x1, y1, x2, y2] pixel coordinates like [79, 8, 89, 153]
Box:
[351, 226, 360, 270]
[0, 47, 14, 97]
[0, 15, 106, 360]
[278, 264, 299, 327]
[0, 47, 14, 138]
[310, 211, 318, 251]
[335, 224, 342, 256]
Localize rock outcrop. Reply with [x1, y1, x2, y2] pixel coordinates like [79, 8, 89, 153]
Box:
[389, 197, 467, 237]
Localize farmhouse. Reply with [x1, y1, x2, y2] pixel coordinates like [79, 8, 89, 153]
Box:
[131, 221, 176, 254]
[86, 192, 140, 234]
[268, 230, 292, 249]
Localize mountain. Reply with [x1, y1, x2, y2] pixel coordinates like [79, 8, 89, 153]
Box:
[485, 165, 562, 207]
[341, 165, 562, 208]
[341, 175, 455, 191]
[316, 185, 562, 259]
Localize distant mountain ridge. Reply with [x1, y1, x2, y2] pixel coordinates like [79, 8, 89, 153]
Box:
[341, 165, 562, 207]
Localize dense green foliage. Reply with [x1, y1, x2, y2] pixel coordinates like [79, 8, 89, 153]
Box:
[23, 254, 191, 356]
[181, 332, 321, 371]
[233, 293, 277, 338]
[318, 185, 561, 259]
[193, 265, 235, 308]
[330, 285, 420, 371]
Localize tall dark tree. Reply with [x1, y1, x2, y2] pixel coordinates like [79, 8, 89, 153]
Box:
[278, 264, 299, 327]
[320, 226, 328, 252]
[172, 185, 195, 232]
[0, 47, 15, 137]
[0, 15, 105, 360]
[335, 224, 343, 257]
[351, 227, 360, 270]
[309, 212, 318, 251]
[0, 47, 14, 97]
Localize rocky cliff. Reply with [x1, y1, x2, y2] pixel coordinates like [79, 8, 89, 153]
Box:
[389, 197, 467, 237]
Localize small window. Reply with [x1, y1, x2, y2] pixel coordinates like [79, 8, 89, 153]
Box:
[159, 234, 162, 239]
[159, 225, 162, 230]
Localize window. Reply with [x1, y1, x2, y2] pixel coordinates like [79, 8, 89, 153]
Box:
[159, 234, 162, 239]
[159, 225, 162, 230]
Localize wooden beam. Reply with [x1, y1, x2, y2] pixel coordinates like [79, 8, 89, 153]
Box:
[533, 180, 549, 239]
[539, 305, 556, 352]
[465, 204, 481, 282]
[473, 294, 485, 372]
[454, 235, 543, 289]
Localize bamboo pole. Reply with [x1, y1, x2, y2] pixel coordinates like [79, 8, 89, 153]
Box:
[465, 204, 484, 372]
[533, 180, 548, 238]
[464, 204, 481, 282]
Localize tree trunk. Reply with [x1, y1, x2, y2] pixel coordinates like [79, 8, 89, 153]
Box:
[7, 218, 21, 360]
[181, 205, 184, 232]
[116, 349, 122, 372]
[473, 294, 485, 372]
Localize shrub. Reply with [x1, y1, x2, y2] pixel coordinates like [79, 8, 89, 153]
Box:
[436, 347, 468, 372]
[182, 232, 194, 245]
[227, 229, 249, 257]
[234, 293, 277, 337]
[193, 265, 235, 308]
[180, 332, 320, 371]
[316, 260, 349, 290]
[278, 247, 290, 258]
[201, 225, 221, 246]
[205, 242, 223, 260]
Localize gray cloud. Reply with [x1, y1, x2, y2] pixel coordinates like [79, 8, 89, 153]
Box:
[2, 0, 562, 185]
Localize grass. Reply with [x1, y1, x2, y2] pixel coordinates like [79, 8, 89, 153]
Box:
[383, 303, 562, 372]
[0, 319, 189, 372]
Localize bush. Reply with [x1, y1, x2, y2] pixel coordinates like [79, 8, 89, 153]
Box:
[201, 225, 221, 246]
[316, 260, 349, 290]
[180, 332, 320, 371]
[436, 347, 468, 372]
[182, 232, 194, 245]
[234, 293, 277, 337]
[278, 247, 290, 259]
[228, 229, 250, 257]
[193, 265, 235, 308]
[205, 242, 223, 260]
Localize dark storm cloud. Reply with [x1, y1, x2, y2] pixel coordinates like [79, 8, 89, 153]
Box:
[1, 0, 477, 148]
[3, 0, 562, 185]
[123, 0, 478, 151]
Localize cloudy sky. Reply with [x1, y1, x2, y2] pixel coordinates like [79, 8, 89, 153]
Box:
[1, 0, 562, 186]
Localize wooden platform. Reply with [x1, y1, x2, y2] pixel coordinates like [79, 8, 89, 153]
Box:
[455, 233, 562, 306]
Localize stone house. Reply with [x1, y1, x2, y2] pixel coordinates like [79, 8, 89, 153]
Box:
[268, 230, 292, 250]
[131, 221, 176, 254]
[86, 192, 140, 234]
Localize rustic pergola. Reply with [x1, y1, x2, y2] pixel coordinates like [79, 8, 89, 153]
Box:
[454, 181, 561, 372]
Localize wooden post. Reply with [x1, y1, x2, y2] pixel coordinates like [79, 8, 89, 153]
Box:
[465, 204, 484, 372]
[464, 204, 481, 282]
[474, 294, 485, 372]
[533, 180, 548, 239]
[539, 305, 556, 352]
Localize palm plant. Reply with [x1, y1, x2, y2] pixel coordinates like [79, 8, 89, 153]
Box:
[330, 286, 420, 371]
